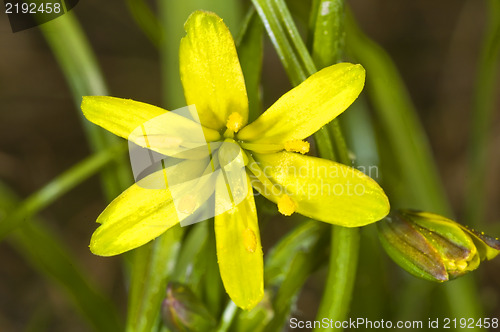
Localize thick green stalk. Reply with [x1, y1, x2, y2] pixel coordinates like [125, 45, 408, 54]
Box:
[345, 8, 482, 324]
[465, 0, 500, 226]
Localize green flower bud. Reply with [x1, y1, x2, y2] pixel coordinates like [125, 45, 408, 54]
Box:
[377, 209, 500, 282]
[162, 282, 217, 332]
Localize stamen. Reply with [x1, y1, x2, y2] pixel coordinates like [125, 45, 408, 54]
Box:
[226, 112, 244, 133]
[277, 194, 296, 216]
[284, 139, 310, 154]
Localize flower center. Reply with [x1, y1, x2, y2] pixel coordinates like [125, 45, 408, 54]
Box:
[277, 194, 296, 216]
[226, 112, 244, 133]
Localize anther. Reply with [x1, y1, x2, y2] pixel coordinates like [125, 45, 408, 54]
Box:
[226, 112, 244, 133]
[284, 139, 310, 154]
[277, 194, 296, 216]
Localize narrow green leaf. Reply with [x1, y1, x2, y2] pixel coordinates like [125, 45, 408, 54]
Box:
[251, 0, 310, 85]
[171, 222, 210, 295]
[126, 0, 163, 47]
[465, 0, 500, 226]
[211, 301, 237, 332]
[40, 13, 130, 200]
[311, 0, 344, 67]
[126, 226, 184, 332]
[0, 183, 122, 332]
[314, 227, 359, 332]
[262, 221, 328, 331]
[0, 144, 127, 241]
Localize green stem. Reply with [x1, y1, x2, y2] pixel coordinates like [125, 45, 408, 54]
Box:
[0, 144, 127, 240]
[465, 0, 500, 226]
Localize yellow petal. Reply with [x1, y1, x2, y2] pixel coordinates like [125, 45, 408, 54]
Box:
[81, 96, 221, 144]
[238, 63, 365, 145]
[214, 174, 264, 310]
[180, 11, 249, 131]
[90, 174, 181, 256]
[250, 152, 389, 227]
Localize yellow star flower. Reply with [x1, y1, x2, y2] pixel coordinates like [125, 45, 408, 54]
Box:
[81, 10, 390, 310]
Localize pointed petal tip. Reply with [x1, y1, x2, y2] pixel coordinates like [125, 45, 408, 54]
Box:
[180, 10, 248, 131]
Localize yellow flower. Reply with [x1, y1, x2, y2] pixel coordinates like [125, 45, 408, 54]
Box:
[81, 11, 390, 310]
